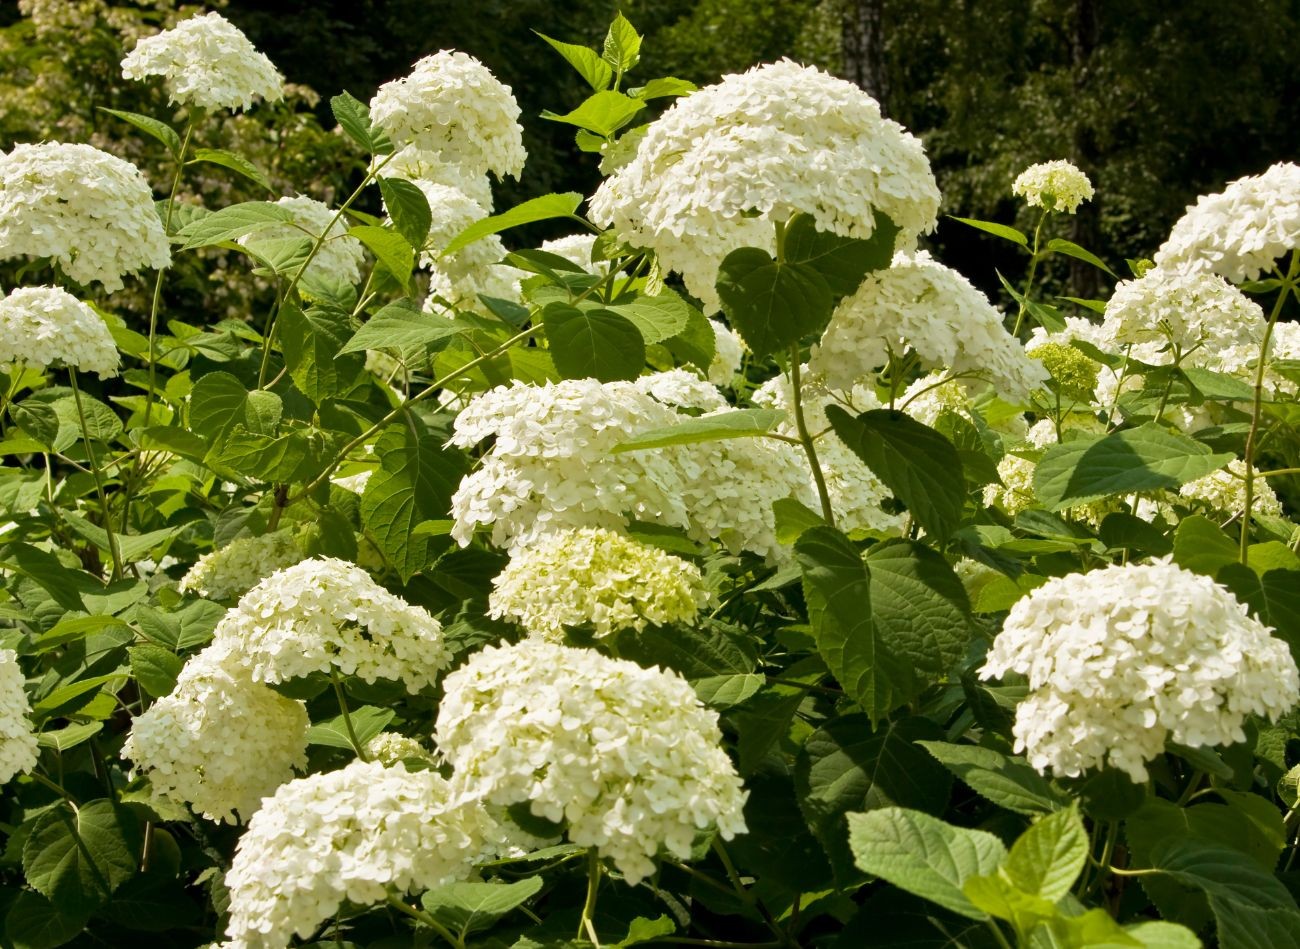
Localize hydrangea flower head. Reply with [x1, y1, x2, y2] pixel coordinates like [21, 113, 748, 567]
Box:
[0, 648, 38, 785]
[379, 145, 494, 208]
[590, 59, 940, 312]
[0, 143, 171, 291]
[120, 11, 284, 112]
[0, 286, 120, 379]
[121, 643, 308, 823]
[488, 527, 710, 639]
[1102, 267, 1264, 360]
[980, 559, 1299, 781]
[1155, 162, 1300, 282]
[810, 250, 1048, 400]
[178, 530, 305, 601]
[223, 760, 496, 949]
[370, 50, 526, 179]
[435, 639, 748, 884]
[211, 558, 452, 693]
[708, 319, 745, 385]
[1012, 160, 1094, 213]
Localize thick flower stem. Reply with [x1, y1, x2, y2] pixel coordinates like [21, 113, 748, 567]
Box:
[386, 894, 464, 949]
[578, 848, 602, 945]
[330, 669, 369, 762]
[1240, 249, 1299, 562]
[1011, 209, 1049, 338]
[788, 349, 835, 525]
[69, 371, 124, 580]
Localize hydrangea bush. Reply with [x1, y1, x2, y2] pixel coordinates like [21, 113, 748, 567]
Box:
[2, 8, 1300, 949]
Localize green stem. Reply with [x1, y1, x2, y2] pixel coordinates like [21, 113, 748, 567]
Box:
[711, 840, 794, 947]
[579, 848, 602, 946]
[1011, 209, 1050, 338]
[330, 669, 369, 762]
[788, 350, 834, 525]
[30, 771, 79, 805]
[386, 894, 464, 949]
[1240, 249, 1298, 562]
[68, 371, 123, 580]
[985, 920, 1014, 949]
[1256, 467, 1300, 478]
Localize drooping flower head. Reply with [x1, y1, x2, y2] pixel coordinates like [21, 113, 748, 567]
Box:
[210, 558, 451, 693]
[120, 11, 284, 112]
[178, 530, 305, 602]
[810, 250, 1049, 400]
[435, 638, 748, 885]
[0, 287, 120, 379]
[0, 143, 171, 291]
[980, 559, 1299, 781]
[121, 643, 309, 823]
[370, 51, 526, 179]
[589, 59, 940, 312]
[488, 527, 710, 639]
[222, 760, 497, 949]
[1012, 160, 1094, 213]
[0, 648, 38, 785]
[1155, 162, 1300, 282]
[236, 195, 365, 286]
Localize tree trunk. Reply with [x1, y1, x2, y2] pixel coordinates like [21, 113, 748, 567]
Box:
[842, 0, 889, 112]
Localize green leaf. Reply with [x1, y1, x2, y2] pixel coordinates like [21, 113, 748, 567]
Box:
[23, 801, 138, 914]
[1098, 511, 1174, 556]
[1034, 424, 1235, 509]
[795, 526, 917, 724]
[360, 415, 468, 581]
[31, 674, 127, 723]
[602, 12, 642, 71]
[1046, 238, 1116, 277]
[612, 915, 677, 947]
[188, 148, 272, 192]
[847, 807, 1008, 919]
[379, 177, 433, 250]
[949, 216, 1029, 247]
[662, 303, 717, 370]
[1122, 921, 1203, 949]
[1143, 839, 1297, 912]
[864, 540, 972, 676]
[421, 877, 544, 937]
[774, 497, 826, 544]
[998, 271, 1067, 332]
[279, 304, 364, 404]
[128, 644, 182, 699]
[212, 427, 340, 484]
[1001, 805, 1088, 902]
[543, 303, 645, 382]
[1182, 366, 1255, 402]
[99, 108, 180, 156]
[962, 873, 1058, 930]
[305, 706, 394, 750]
[1172, 514, 1239, 575]
[826, 407, 966, 541]
[442, 193, 583, 256]
[606, 292, 691, 343]
[331, 91, 391, 154]
[189, 372, 265, 440]
[176, 201, 299, 250]
[795, 715, 950, 883]
[615, 408, 783, 451]
[1210, 901, 1300, 949]
[36, 722, 103, 753]
[349, 225, 413, 287]
[1218, 564, 1300, 662]
[691, 673, 764, 708]
[339, 299, 465, 356]
[5, 889, 87, 949]
[783, 211, 900, 296]
[918, 741, 1070, 815]
[535, 32, 613, 90]
[541, 90, 645, 138]
[716, 248, 832, 357]
[629, 77, 696, 99]
[611, 619, 756, 681]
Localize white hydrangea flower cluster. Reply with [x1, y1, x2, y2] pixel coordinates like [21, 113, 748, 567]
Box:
[1011, 160, 1095, 213]
[590, 59, 940, 312]
[210, 558, 451, 693]
[121, 643, 309, 823]
[435, 639, 748, 885]
[488, 527, 710, 639]
[0, 648, 38, 785]
[811, 251, 1049, 401]
[980, 559, 1300, 782]
[379, 146, 494, 208]
[366, 732, 434, 766]
[753, 374, 905, 535]
[331, 468, 374, 495]
[1102, 267, 1263, 365]
[448, 378, 690, 549]
[177, 530, 304, 601]
[1155, 162, 1300, 282]
[633, 368, 729, 411]
[708, 319, 745, 385]
[1178, 459, 1283, 519]
[369, 50, 526, 180]
[405, 180, 515, 305]
[237, 196, 365, 286]
[222, 760, 497, 949]
[120, 12, 283, 112]
[0, 143, 171, 291]
[0, 286, 120, 379]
